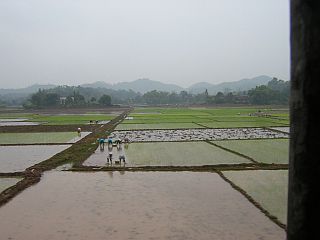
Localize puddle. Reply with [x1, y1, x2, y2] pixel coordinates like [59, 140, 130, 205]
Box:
[0, 172, 285, 240]
[0, 177, 22, 192]
[0, 145, 71, 172]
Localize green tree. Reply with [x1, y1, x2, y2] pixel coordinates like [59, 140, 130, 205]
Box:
[98, 94, 111, 105]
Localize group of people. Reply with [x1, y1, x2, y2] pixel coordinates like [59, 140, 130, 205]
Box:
[98, 136, 129, 164]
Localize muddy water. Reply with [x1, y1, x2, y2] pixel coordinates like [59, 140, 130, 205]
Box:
[83, 145, 125, 166]
[0, 172, 285, 240]
[0, 177, 22, 192]
[0, 145, 71, 172]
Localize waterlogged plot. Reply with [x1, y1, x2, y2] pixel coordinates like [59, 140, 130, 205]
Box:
[83, 146, 124, 166]
[200, 120, 288, 128]
[0, 132, 90, 144]
[115, 123, 202, 130]
[0, 172, 285, 240]
[124, 142, 251, 166]
[213, 139, 289, 164]
[0, 145, 71, 172]
[223, 170, 288, 224]
[31, 114, 115, 125]
[0, 177, 22, 192]
[0, 119, 40, 126]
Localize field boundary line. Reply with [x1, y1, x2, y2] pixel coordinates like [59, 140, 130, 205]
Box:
[205, 140, 259, 164]
[216, 170, 287, 230]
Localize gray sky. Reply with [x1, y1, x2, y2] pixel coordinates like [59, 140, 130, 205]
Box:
[0, 0, 290, 89]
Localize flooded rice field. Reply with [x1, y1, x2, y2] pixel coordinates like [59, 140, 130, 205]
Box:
[83, 145, 124, 167]
[0, 145, 71, 172]
[0, 171, 285, 240]
[83, 142, 251, 167]
[0, 177, 22, 192]
[0, 132, 91, 144]
[0, 118, 40, 126]
[111, 128, 289, 142]
[223, 170, 288, 224]
[124, 142, 251, 166]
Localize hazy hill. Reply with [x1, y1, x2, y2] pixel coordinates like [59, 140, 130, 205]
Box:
[80, 81, 112, 89]
[0, 76, 277, 106]
[111, 78, 184, 93]
[188, 75, 273, 94]
[0, 84, 56, 95]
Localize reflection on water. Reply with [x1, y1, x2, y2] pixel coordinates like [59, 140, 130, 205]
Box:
[83, 145, 126, 167]
[0, 171, 285, 240]
[0, 145, 71, 172]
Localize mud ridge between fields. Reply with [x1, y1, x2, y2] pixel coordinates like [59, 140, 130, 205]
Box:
[0, 109, 132, 207]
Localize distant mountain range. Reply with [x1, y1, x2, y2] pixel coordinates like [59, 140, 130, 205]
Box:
[81, 78, 184, 93]
[0, 75, 274, 97]
[187, 75, 273, 94]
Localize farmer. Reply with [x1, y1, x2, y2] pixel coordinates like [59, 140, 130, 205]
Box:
[115, 138, 122, 149]
[77, 127, 81, 137]
[107, 148, 113, 163]
[98, 138, 105, 150]
[123, 136, 129, 143]
[108, 136, 113, 146]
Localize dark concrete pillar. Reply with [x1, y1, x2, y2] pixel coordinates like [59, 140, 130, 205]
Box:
[288, 0, 320, 239]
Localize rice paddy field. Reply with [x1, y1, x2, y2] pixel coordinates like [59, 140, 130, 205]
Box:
[213, 139, 289, 164]
[0, 112, 119, 125]
[0, 132, 90, 144]
[121, 142, 252, 166]
[0, 106, 289, 239]
[222, 170, 288, 224]
[116, 107, 289, 130]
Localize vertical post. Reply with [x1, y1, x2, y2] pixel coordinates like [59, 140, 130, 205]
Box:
[288, 0, 320, 239]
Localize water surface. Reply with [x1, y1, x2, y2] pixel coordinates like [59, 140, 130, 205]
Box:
[0, 145, 71, 172]
[0, 171, 285, 240]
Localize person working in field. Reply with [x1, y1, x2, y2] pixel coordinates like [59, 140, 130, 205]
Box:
[107, 148, 113, 163]
[108, 136, 113, 146]
[77, 127, 81, 137]
[98, 138, 105, 150]
[117, 142, 126, 164]
[115, 138, 122, 150]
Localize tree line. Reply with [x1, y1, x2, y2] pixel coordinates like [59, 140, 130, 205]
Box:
[23, 78, 289, 108]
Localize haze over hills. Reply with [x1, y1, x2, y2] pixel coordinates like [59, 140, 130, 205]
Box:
[0, 75, 278, 98]
[187, 75, 273, 94]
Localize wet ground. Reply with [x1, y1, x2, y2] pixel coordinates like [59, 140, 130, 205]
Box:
[111, 128, 289, 142]
[0, 177, 22, 192]
[0, 171, 285, 240]
[0, 145, 71, 172]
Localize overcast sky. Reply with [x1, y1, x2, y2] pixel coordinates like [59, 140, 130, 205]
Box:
[0, 0, 289, 89]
